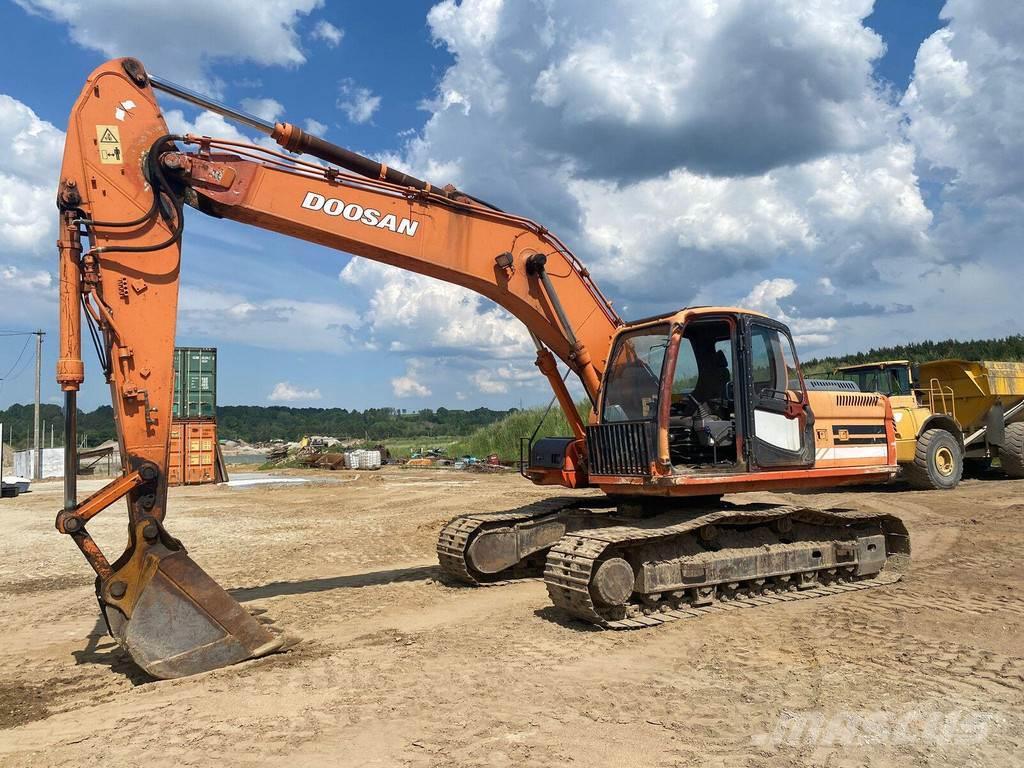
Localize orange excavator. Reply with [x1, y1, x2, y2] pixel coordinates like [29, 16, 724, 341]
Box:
[54, 59, 909, 679]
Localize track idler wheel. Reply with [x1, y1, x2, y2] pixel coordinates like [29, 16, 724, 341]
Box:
[591, 557, 634, 608]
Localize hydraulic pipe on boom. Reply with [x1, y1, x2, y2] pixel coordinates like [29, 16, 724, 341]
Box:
[149, 75, 496, 206]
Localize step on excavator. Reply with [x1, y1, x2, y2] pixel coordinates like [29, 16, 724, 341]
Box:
[54, 59, 909, 679]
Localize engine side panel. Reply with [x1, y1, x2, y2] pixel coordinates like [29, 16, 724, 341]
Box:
[807, 390, 894, 469]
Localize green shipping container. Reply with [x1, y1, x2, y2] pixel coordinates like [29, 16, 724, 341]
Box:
[172, 347, 217, 419]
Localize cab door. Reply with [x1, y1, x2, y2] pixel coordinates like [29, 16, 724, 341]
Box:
[741, 318, 815, 469]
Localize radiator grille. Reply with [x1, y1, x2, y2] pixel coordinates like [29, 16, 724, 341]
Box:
[586, 421, 654, 476]
[836, 393, 880, 408]
[805, 378, 860, 392]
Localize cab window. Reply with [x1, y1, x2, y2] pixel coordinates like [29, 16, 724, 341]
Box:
[842, 367, 911, 396]
[671, 341, 699, 395]
[602, 327, 669, 422]
[750, 324, 802, 394]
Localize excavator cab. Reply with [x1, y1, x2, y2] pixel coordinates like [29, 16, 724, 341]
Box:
[585, 309, 816, 484]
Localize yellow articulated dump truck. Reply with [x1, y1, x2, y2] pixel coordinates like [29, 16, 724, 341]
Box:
[833, 360, 1024, 490]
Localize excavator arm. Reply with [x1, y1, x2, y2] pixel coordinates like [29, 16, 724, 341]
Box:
[54, 58, 620, 677]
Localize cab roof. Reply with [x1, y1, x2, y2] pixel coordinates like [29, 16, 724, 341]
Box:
[625, 306, 771, 327]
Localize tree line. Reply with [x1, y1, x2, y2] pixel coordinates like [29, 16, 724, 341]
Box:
[802, 334, 1024, 376]
[0, 403, 516, 449]
[214, 405, 515, 443]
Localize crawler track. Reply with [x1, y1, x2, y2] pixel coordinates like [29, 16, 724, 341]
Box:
[436, 498, 584, 585]
[545, 505, 909, 628]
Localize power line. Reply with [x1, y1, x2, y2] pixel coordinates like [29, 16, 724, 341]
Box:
[3, 351, 35, 385]
[0, 335, 32, 383]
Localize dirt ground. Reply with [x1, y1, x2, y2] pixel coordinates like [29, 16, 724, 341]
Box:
[0, 466, 1021, 767]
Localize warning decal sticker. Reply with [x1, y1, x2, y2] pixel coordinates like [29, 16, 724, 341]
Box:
[96, 124, 123, 165]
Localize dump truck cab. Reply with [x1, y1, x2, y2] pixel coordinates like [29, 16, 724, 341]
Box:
[834, 361, 914, 399]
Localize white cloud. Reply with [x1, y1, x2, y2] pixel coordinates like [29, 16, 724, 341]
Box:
[311, 19, 344, 47]
[0, 94, 64, 184]
[382, 0, 1014, 365]
[0, 264, 57, 328]
[339, 260, 531, 359]
[15, 0, 323, 97]
[903, 1, 1024, 203]
[0, 95, 63, 329]
[392, 361, 432, 398]
[900, 0, 1024, 283]
[388, 0, 937, 333]
[268, 381, 322, 402]
[573, 141, 932, 305]
[418, 0, 893, 183]
[0, 265, 53, 294]
[337, 79, 381, 124]
[339, 259, 544, 400]
[470, 362, 540, 394]
[240, 97, 285, 123]
[165, 109, 251, 143]
[179, 286, 358, 354]
[164, 108, 286, 157]
[740, 278, 837, 349]
[0, 95, 64, 262]
[303, 118, 328, 135]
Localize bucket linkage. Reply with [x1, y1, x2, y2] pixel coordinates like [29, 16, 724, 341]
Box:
[56, 462, 282, 678]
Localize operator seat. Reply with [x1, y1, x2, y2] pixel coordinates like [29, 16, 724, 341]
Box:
[692, 349, 731, 408]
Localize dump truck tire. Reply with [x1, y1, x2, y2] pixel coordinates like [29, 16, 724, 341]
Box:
[905, 428, 962, 490]
[999, 423, 1024, 478]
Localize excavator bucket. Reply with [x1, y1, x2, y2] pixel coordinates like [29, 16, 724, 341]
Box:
[100, 523, 283, 679]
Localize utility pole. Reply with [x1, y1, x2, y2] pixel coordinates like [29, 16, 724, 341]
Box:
[33, 329, 44, 480]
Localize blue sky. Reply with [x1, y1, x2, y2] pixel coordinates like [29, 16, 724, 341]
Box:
[0, 0, 1020, 413]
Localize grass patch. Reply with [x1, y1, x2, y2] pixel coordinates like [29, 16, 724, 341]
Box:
[449, 401, 589, 461]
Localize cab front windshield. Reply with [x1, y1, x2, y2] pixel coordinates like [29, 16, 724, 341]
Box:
[601, 327, 669, 422]
[838, 365, 911, 396]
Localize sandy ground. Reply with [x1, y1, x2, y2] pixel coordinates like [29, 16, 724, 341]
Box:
[0, 466, 1022, 767]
